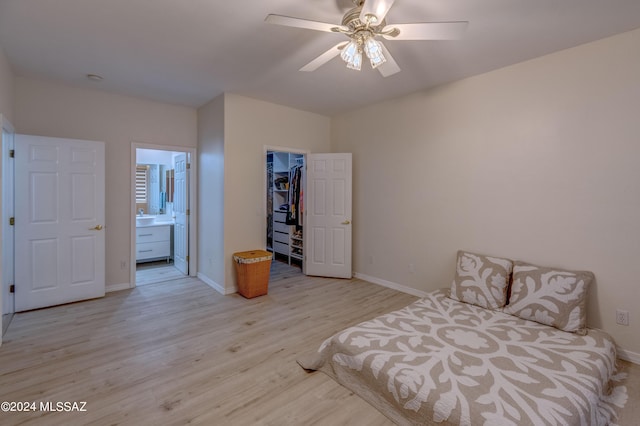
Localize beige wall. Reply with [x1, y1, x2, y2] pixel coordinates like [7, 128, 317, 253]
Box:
[197, 94, 330, 293]
[332, 29, 640, 356]
[197, 94, 225, 289]
[0, 43, 14, 122]
[14, 77, 198, 288]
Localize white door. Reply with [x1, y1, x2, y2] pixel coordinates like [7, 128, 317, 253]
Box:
[15, 135, 105, 311]
[173, 153, 189, 275]
[305, 153, 352, 278]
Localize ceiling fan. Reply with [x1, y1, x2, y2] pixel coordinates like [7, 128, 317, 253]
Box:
[265, 0, 468, 77]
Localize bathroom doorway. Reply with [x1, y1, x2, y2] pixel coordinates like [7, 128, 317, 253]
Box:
[131, 143, 197, 287]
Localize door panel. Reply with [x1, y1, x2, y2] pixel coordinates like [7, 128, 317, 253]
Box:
[305, 153, 352, 278]
[31, 239, 57, 290]
[333, 180, 346, 215]
[30, 173, 58, 222]
[15, 135, 105, 312]
[332, 228, 346, 265]
[173, 153, 189, 275]
[312, 180, 326, 215]
[71, 173, 96, 220]
[71, 235, 97, 284]
[312, 227, 326, 264]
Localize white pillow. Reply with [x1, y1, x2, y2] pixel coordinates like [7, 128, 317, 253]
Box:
[503, 261, 593, 335]
[449, 251, 513, 310]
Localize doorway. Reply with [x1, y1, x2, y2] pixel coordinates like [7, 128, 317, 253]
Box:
[131, 144, 197, 287]
[266, 148, 306, 272]
[264, 149, 354, 279]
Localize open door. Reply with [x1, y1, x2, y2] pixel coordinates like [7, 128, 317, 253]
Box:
[14, 135, 105, 311]
[173, 153, 189, 275]
[305, 153, 352, 278]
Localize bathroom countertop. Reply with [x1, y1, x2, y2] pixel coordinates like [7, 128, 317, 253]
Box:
[136, 221, 175, 228]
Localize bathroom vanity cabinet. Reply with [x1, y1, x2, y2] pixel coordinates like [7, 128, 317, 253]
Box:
[136, 224, 172, 262]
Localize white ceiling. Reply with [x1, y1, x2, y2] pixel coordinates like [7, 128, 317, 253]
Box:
[1, 0, 639, 116]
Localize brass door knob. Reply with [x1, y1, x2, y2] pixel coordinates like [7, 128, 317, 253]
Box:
[89, 225, 104, 231]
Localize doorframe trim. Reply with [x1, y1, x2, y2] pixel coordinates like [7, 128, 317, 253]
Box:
[130, 142, 198, 288]
[0, 115, 15, 345]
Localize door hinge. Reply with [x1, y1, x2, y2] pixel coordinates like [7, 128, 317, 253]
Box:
[186, 255, 189, 262]
[186, 209, 190, 216]
[9, 284, 15, 293]
[9, 217, 14, 226]
[186, 163, 191, 169]
[9, 149, 15, 158]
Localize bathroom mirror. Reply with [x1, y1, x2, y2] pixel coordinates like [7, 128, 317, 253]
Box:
[137, 163, 174, 215]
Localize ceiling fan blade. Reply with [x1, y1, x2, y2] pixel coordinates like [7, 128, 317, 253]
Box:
[265, 14, 345, 33]
[300, 42, 348, 72]
[377, 42, 400, 77]
[382, 21, 469, 41]
[359, 0, 397, 25]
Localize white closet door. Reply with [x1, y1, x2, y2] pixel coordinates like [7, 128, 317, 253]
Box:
[15, 135, 105, 311]
[305, 153, 352, 278]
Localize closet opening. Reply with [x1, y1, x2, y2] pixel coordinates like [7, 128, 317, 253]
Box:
[266, 149, 305, 272]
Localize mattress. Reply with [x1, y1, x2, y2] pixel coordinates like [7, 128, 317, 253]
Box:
[298, 290, 625, 425]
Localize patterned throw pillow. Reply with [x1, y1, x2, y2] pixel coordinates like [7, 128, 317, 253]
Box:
[449, 251, 513, 310]
[503, 261, 593, 335]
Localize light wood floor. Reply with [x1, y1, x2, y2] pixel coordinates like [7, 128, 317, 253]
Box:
[136, 260, 185, 286]
[0, 261, 637, 425]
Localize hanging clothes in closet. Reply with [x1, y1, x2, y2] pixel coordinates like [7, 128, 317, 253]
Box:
[286, 164, 303, 228]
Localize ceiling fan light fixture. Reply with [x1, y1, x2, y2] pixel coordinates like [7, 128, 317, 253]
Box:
[364, 37, 386, 69]
[266, 0, 467, 77]
[347, 51, 363, 71]
[340, 40, 362, 71]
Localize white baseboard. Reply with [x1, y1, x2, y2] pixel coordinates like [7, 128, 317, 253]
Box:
[197, 272, 237, 295]
[106, 282, 131, 293]
[353, 272, 429, 298]
[617, 347, 640, 365]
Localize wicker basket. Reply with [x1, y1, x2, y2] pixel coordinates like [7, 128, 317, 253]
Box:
[233, 250, 272, 298]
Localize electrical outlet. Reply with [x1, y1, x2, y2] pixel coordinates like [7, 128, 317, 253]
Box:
[367, 255, 374, 265]
[408, 263, 415, 274]
[616, 309, 629, 326]
[120, 260, 127, 270]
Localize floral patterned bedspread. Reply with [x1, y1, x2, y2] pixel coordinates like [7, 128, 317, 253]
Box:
[298, 290, 627, 426]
